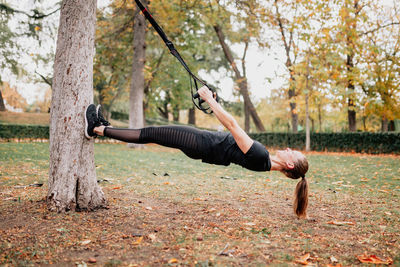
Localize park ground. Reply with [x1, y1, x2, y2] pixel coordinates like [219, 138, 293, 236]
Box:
[0, 142, 399, 266]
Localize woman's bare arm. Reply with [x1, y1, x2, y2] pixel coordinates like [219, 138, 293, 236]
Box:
[197, 86, 253, 154]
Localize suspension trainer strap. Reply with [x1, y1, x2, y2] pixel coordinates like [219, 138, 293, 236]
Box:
[134, 0, 217, 113]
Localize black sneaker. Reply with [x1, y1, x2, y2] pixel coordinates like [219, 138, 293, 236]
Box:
[85, 104, 100, 139]
[97, 105, 110, 126]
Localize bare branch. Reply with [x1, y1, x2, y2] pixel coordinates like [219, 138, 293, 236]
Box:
[360, 22, 400, 36]
[35, 71, 52, 87]
[0, 3, 60, 20]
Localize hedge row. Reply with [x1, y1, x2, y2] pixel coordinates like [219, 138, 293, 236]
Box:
[0, 124, 49, 140]
[1, 123, 399, 154]
[249, 132, 400, 154]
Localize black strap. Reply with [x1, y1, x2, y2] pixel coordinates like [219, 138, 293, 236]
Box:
[134, 0, 217, 114]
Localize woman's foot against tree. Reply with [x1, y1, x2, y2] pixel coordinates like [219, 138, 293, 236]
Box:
[96, 105, 110, 126]
[85, 104, 101, 139]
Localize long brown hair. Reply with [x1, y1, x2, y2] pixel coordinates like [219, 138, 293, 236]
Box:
[281, 157, 309, 218]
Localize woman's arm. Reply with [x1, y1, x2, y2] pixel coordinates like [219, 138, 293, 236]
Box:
[197, 86, 253, 154]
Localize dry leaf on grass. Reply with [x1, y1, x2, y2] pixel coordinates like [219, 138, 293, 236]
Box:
[357, 253, 393, 265]
[295, 253, 311, 265]
[327, 221, 355, 226]
[133, 236, 143, 245]
[168, 258, 178, 264]
[80, 240, 91, 245]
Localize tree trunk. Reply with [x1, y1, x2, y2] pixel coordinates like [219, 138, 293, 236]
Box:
[244, 99, 250, 132]
[188, 107, 196, 125]
[128, 2, 147, 149]
[362, 115, 367, 131]
[273, 0, 298, 133]
[305, 56, 310, 151]
[0, 90, 6, 111]
[213, 25, 265, 132]
[157, 104, 168, 119]
[172, 106, 179, 122]
[381, 117, 389, 132]
[305, 92, 310, 152]
[345, 0, 357, 132]
[310, 117, 315, 133]
[318, 103, 322, 132]
[289, 80, 298, 133]
[47, 0, 106, 212]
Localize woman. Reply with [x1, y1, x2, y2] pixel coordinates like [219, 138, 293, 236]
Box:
[85, 86, 309, 218]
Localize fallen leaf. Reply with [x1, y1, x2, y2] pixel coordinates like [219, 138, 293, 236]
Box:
[327, 221, 355, 226]
[357, 253, 393, 265]
[112, 186, 122, 190]
[133, 236, 143, 245]
[327, 264, 342, 267]
[80, 240, 91, 245]
[378, 189, 389, 193]
[295, 253, 311, 265]
[88, 258, 96, 263]
[168, 258, 178, 264]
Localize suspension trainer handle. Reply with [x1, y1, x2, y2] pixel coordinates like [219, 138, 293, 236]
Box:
[193, 86, 219, 104]
[134, 0, 219, 114]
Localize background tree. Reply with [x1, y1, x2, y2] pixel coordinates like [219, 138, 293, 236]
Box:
[94, 2, 134, 118]
[263, 0, 315, 133]
[0, 82, 28, 111]
[93, 0, 227, 125]
[47, 0, 106, 212]
[128, 0, 147, 149]
[195, 0, 266, 132]
[362, 18, 400, 131]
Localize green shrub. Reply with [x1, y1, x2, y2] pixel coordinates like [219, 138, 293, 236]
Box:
[249, 132, 400, 154]
[0, 123, 49, 140]
[1, 123, 399, 154]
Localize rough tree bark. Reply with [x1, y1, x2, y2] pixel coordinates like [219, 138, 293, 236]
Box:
[47, 0, 106, 212]
[128, 1, 147, 148]
[213, 25, 265, 132]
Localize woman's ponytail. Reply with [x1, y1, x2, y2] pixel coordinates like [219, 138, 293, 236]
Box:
[293, 176, 308, 218]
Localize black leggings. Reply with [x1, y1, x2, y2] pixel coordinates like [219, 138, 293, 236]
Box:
[103, 125, 205, 159]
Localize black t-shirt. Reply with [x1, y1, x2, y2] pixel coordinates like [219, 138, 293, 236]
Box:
[200, 131, 271, 172]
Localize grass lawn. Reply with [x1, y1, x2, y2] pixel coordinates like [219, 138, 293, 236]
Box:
[0, 142, 399, 266]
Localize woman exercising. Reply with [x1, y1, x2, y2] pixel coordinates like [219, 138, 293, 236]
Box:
[85, 86, 309, 218]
